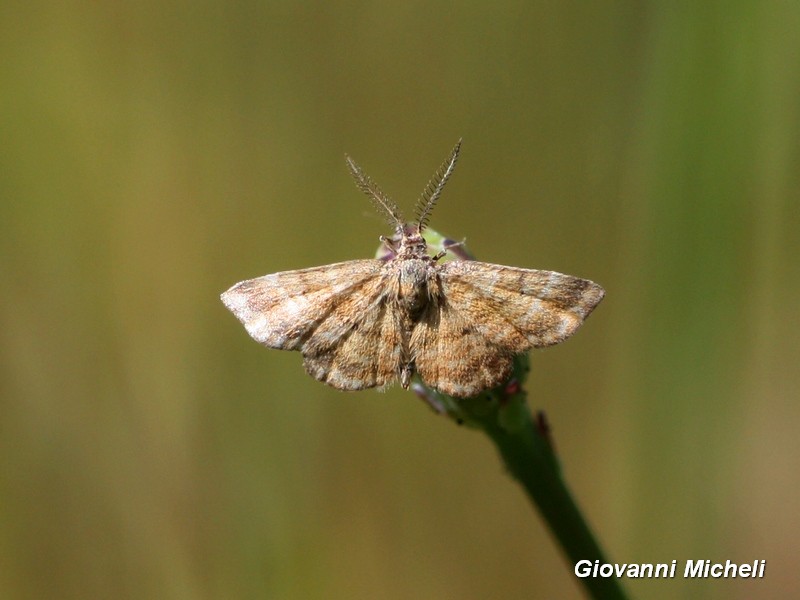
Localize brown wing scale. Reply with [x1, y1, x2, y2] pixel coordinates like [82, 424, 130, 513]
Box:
[301, 275, 402, 390]
[412, 260, 604, 397]
[221, 259, 404, 391]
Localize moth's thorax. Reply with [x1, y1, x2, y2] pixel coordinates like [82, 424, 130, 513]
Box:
[387, 216, 437, 315]
[396, 258, 436, 317]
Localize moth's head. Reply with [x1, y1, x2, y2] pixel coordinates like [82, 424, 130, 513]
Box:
[397, 223, 428, 258]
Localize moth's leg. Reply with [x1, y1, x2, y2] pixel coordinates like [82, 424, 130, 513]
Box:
[380, 235, 398, 256]
[432, 238, 466, 261]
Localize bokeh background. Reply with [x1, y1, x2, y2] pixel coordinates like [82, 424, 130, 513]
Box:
[2, 2, 798, 599]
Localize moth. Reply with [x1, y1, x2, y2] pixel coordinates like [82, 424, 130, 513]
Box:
[221, 140, 604, 398]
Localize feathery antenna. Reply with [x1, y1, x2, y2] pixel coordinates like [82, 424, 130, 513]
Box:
[345, 154, 405, 228]
[415, 139, 461, 232]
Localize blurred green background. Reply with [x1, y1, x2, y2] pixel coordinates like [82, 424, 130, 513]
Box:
[2, 2, 798, 599]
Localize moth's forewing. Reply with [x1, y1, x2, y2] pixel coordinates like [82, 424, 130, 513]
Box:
[221, 259, 384, 351]
[408, 261, 603, 397]
[437, 261, 604, 347]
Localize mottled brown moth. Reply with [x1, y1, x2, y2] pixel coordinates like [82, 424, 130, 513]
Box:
[221, 141, 604, 398]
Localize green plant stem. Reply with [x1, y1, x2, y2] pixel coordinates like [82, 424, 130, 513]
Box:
[478, 404, 628, 600]
[421, 381, 629, 600]
[402, 229, 627, 599]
